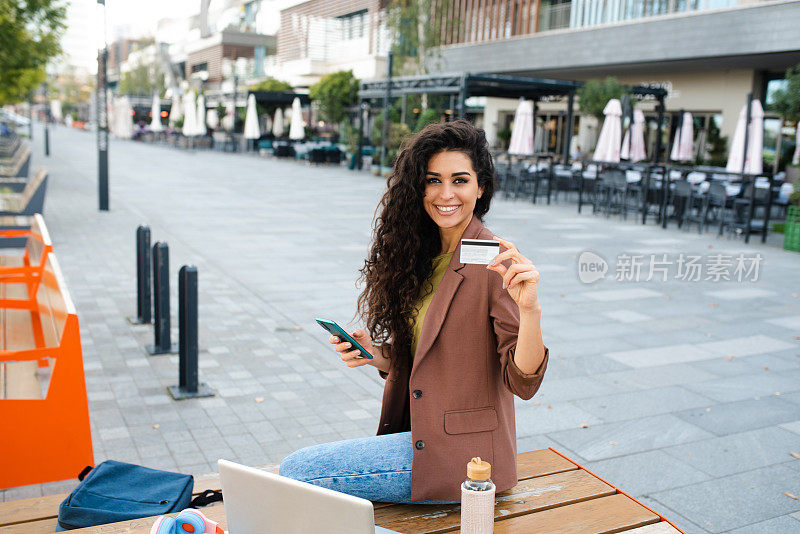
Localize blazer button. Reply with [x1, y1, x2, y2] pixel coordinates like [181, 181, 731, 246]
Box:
[412, 389, 422, 399]
[415, 440, 425, 450]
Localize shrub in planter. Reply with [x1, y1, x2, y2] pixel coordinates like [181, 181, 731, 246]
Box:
[784, 184, 800, 252]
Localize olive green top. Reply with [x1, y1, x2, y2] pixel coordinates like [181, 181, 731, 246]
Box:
[410, 252, 453, 360]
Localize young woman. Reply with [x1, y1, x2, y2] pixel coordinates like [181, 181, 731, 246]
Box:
[279, 120, 548, 503]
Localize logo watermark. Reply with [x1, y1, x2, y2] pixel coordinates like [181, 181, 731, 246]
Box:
[578, 251, 763, 283]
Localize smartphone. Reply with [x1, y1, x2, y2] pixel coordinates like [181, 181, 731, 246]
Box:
[315, 318, 374, 359]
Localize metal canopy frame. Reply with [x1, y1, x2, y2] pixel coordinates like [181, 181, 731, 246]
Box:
[355, 72, 668, 169]
[248, 91, 311, 107]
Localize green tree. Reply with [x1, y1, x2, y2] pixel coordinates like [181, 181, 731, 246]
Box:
[576, 77, 625, 121]
[414, 108, 440, 132]
[119, 59, 165, 97]
[0, 0, 66, 104]
[770, 64, 800, 122]
[309, 70, 359, 125]
[386, 0, 459, 76]
[249, 78, 293, 92]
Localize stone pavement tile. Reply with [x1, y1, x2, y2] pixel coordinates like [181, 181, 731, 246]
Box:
[674, 397, 800, 436]
[704, 288, 778, 300]
[765, 315, 800, 329]
[650, 463, 800, 533]
[682, 373, 800, 403]
[529, 375, 622, 403]
[688, 352, 800, 378]
[602, 309, 653, 322]
[572, 386, 714, 423]
[604, 344, 723, 368]
[779, 420, 800, 435]
[515, 401, 604, 436]
[584, 450, 711, 496]
[595, 363, 718, 390]
[582, 288, 665, 301]
[542, 353, 632, 380]
[697, 335, 795, 358]
[664, 426, 800, 477]
[725, 515, 800, 533]
[547, 414, 714, 461]
[635, 496, 713, 534]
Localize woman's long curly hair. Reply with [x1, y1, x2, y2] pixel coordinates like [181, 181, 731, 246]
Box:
[357, 120, 496, 369]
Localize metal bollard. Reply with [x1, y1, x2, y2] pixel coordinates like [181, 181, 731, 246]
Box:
[128, 226, 152, 324]
[168, 266, 213, 400]
[146, 242, 177, 355]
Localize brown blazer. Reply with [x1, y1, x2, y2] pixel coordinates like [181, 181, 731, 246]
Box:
[376, 215, 549, 502]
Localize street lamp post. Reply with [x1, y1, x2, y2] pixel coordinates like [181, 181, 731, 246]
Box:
[97, 0, 109, 211]
[43, 82, 50, 156]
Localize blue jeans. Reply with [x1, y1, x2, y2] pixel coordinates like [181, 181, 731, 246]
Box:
[279, 431, 458, 504]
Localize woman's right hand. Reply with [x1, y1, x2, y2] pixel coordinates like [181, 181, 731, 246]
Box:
[329, 328, 377, 368]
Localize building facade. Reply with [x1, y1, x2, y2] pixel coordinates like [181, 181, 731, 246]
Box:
[427, 0, 800, 159]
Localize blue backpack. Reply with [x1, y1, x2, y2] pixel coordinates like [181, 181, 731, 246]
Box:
[56, 460, 218, 531]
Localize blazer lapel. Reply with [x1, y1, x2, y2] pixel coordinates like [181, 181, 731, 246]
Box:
[411, 215, 485, 379]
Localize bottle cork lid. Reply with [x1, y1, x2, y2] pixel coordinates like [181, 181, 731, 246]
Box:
[467, 457, 491, 480]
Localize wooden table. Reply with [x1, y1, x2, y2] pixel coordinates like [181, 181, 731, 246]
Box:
[0, 449, 684, 533]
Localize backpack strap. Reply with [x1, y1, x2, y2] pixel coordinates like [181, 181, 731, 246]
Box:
[78, 465, 94, 481]
[189, 489, 223, 508]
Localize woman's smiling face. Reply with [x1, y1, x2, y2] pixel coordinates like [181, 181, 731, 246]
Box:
[423, 150, 483, 231]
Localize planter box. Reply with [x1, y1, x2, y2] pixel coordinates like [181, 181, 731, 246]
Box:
[784, 206, 800, 252]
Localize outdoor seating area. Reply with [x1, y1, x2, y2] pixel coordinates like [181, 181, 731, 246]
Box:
[0, 449, 683, 533]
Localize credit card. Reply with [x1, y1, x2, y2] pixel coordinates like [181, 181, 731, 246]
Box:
[460, 239, 501, 265]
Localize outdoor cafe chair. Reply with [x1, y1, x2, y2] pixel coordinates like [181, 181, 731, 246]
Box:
[595, 168, 628, 219]
[719, 180, 770, 237]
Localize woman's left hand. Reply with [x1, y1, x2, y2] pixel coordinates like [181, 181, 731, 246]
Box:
[487, 235, 541, 313]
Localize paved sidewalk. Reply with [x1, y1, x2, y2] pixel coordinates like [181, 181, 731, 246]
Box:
[2, 125, 798, 533]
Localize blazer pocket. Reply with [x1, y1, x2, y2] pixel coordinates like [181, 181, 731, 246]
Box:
[444, 407, 498, 435]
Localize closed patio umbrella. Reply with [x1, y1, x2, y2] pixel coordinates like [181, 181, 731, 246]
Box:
[792, 125, 799, 166]
[182, 91, 197, 137]
[244, 93, 260, 142]
[621, 109, 646, 162]
[222, 102, 234, 131]
[670, 112, 694, 162]
[726, 99, 764, 174]
[195, 94, 207, 136]
[272, 107, 284, 137]
[508, 98, 534, 156]
[150, 94, 163, 132]
[206, 108, 219, 130]
[593, 99, 622, 163]
[115, 95, 133, 139]
[168, 94, 183, 128]
[288, 97, 305, 140]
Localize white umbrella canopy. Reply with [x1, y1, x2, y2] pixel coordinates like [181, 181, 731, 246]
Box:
[670, 112, 694, 162]
[288, 97, 305, 140]
[272, 107, 284, 137]
[50, 100, 63, 122]
[791, 124, 799, 166]
[621, 109, 647, 162]
[221, 102, 234, 131]
[593, 99, 622, 163]
[508, 98, 534, 156]
[150, 94, 163, 132]
[206, 108, 219, 130]
[113, 95, 133, 139]
[168, 94, 183, 128]
[243, 94, 260, 140]
[726, 99, 764, 174]
[182, 91, 197, 137]
[195, 94, 207, 136]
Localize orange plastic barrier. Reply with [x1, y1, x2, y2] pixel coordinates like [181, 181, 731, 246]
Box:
[0, 252, 93, 489]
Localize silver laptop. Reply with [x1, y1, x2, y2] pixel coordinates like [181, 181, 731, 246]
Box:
[218, 459, 399, 533]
